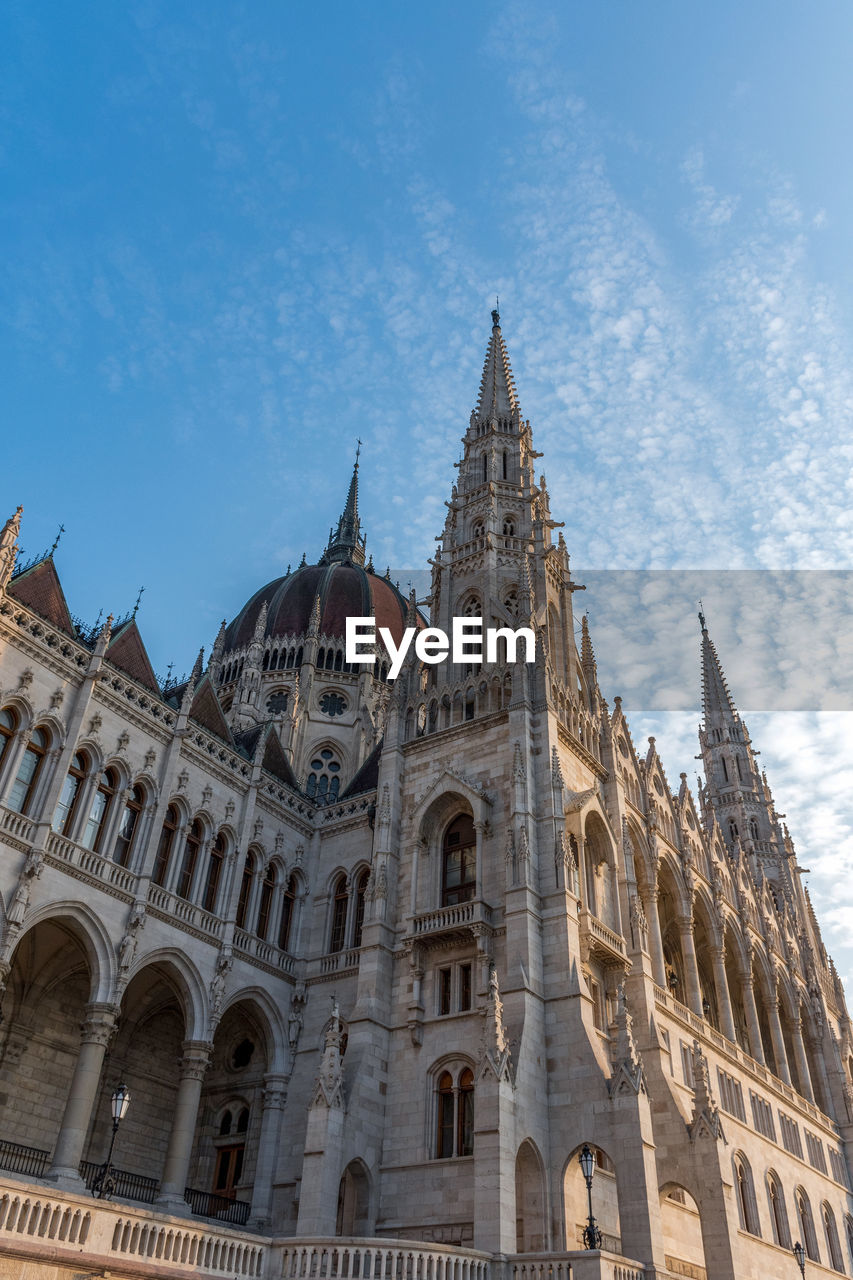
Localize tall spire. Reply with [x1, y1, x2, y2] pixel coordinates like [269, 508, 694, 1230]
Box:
[322, 445, 366, 566]
[699, 609, 738, 728]
[474, 306, 521, 424]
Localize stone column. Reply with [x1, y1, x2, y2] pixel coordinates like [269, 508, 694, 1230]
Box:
[249, 1073, 288, 1228]
[790, 1017, 815, 1103]
[711, 946, 737, 1043]
[767, 995, 792, 1085]
[156, 1040, 212, 1208]
[47, 1003, 118, 1183]
[645, 885, 667, 989]
[474, 821, 485, 900]
[677, 914, 703, 1018]
[741, 973, 765, 1065]
[806, 1028, 834, 1116]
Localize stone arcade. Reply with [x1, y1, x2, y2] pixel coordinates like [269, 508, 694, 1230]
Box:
[0, 312, 851, 1280]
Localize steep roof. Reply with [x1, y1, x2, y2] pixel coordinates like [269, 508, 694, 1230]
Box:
[107, 619, 160, 693]
[7, 558, 75, 636]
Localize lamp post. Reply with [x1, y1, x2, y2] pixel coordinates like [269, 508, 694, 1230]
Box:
[91, 1083, 131, 1199]
[578, 1144, 603, 1250]
[793, 1242, 806, 1277]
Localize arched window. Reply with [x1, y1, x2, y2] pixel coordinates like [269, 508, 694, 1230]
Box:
[462, 595, 480, 617]
[113, 783, 144, 866]
[7, 725, 48, 815]
[202, 832, 226, 913]
[734, 1153, 760, 1236]
[236, 852, 255, 929]
[213, 1101, 249, 1203]
[279, 874, 296, 951]
[266, 690, 288, 714]
[352, 869, 369, 948]
[52, 750, 88, 835]
[436, 1071, 454, 1158]
[176, 818, 203, 900]
[472, 520, 485, 540]
[329, 874, 348, 952]
[458, 1067, 474, 1155]
[0, 707, 17, 773]
[845, 1215, 853, 1267]
[502, 451, 508, 480]
[435, 1065, 475, 1158]
[81, 766, 118, 850]
[152, 804, 179, 886]
[767, 1171, 791, 1248]
[504, 589, 519, 618]
[307, 749, 341, 804]
[797, 1188, 820, 1263]
[256, 865, 275, 939]
[729, 818, 738, 842]
[503, 517, 515, 537]
[823, 1203, 844, 1272]
[442, 814, 476, 907]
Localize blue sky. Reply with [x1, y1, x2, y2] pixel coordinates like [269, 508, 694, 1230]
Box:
[3, 2, 853, 979]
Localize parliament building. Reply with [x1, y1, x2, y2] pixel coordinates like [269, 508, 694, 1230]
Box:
[0, 313, 851, 1280]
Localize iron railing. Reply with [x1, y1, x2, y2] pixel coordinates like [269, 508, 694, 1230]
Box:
[0, 1140, 50, 1179]
[78, 1159, 159, 1204]
[184, 1185, 251, 1225]
[0, 1140, 251, 1224]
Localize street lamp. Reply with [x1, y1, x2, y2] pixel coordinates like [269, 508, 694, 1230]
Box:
[793, 1241, 806, 1277]
[91, 1083, 131, 1199]
[578, 1144, 603, 1250]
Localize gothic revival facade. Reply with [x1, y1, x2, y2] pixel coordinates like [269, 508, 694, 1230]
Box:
[0, 312, 851, 1280]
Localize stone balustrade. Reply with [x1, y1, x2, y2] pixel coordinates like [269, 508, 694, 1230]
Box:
[509, 1252, 646, 1280]
[0, 1175, 268, 1276]
[281, 1237, 491, 1280]
[46, 828, 137, 896]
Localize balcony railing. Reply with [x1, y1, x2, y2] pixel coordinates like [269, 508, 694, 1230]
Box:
[0, 1144, 249, 1224]
[233, 926, 296, 972]
[0, 1140, 49, 1179]
[578, 910, 627, 966]
[79, 1159, 158, 1204]
[46, 829, 137, 895]
[147, 881, 224, 939]
[281, 1238, 491, 1280]
[410, 899, 493, 942]
[0, 1174, 267, 1276]
[0, 806, 37, 846]
[184, 1185, 251, 1226]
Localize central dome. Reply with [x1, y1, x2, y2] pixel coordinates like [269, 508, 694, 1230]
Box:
[223, 453, 421, 655]
[224, 561, 414, 651]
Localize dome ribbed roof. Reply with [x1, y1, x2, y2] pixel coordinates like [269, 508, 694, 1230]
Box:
[224, 562, 413, 652]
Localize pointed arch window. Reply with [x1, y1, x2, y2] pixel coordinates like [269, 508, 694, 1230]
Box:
[734, 1153, 760, 1236]
[7, 725, 48, 815]
[352, 869, 369, 948]
[435, 1065, 474, 1158]
[797, 1187, 820, 1262]
[442, 814, 476, 907]
[307, 749, 340, 804]
[0, 707, 17, 774]
[114, 783, 144, 866]
[236, 852, 255, 929]
[81, 766, 117, 850]
[279, 874, 296, 951]
[767, 1171, 791, 1248]
[202, 832, 226, 913]
[52, 750, 88, 835]
[329, 874, 349, 952]
[256, 865, 275, 939]
[822, 1203, 844, 1272]
[176, 818, 203, 900]
[153, 804, 179, 886]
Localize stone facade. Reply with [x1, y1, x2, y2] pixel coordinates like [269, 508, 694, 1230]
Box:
[0, 312, 852, 1280]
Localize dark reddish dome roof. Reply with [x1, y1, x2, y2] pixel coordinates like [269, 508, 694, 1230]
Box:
[224, 562, 415, 651]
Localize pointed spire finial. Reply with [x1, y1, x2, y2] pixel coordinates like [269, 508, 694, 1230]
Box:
[322, 448, 366, 566]
[699, 612, 738, 727]
[49, 523, 65, 557]
[492, 298, 500, 328]
[132, 585, 145, 618]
